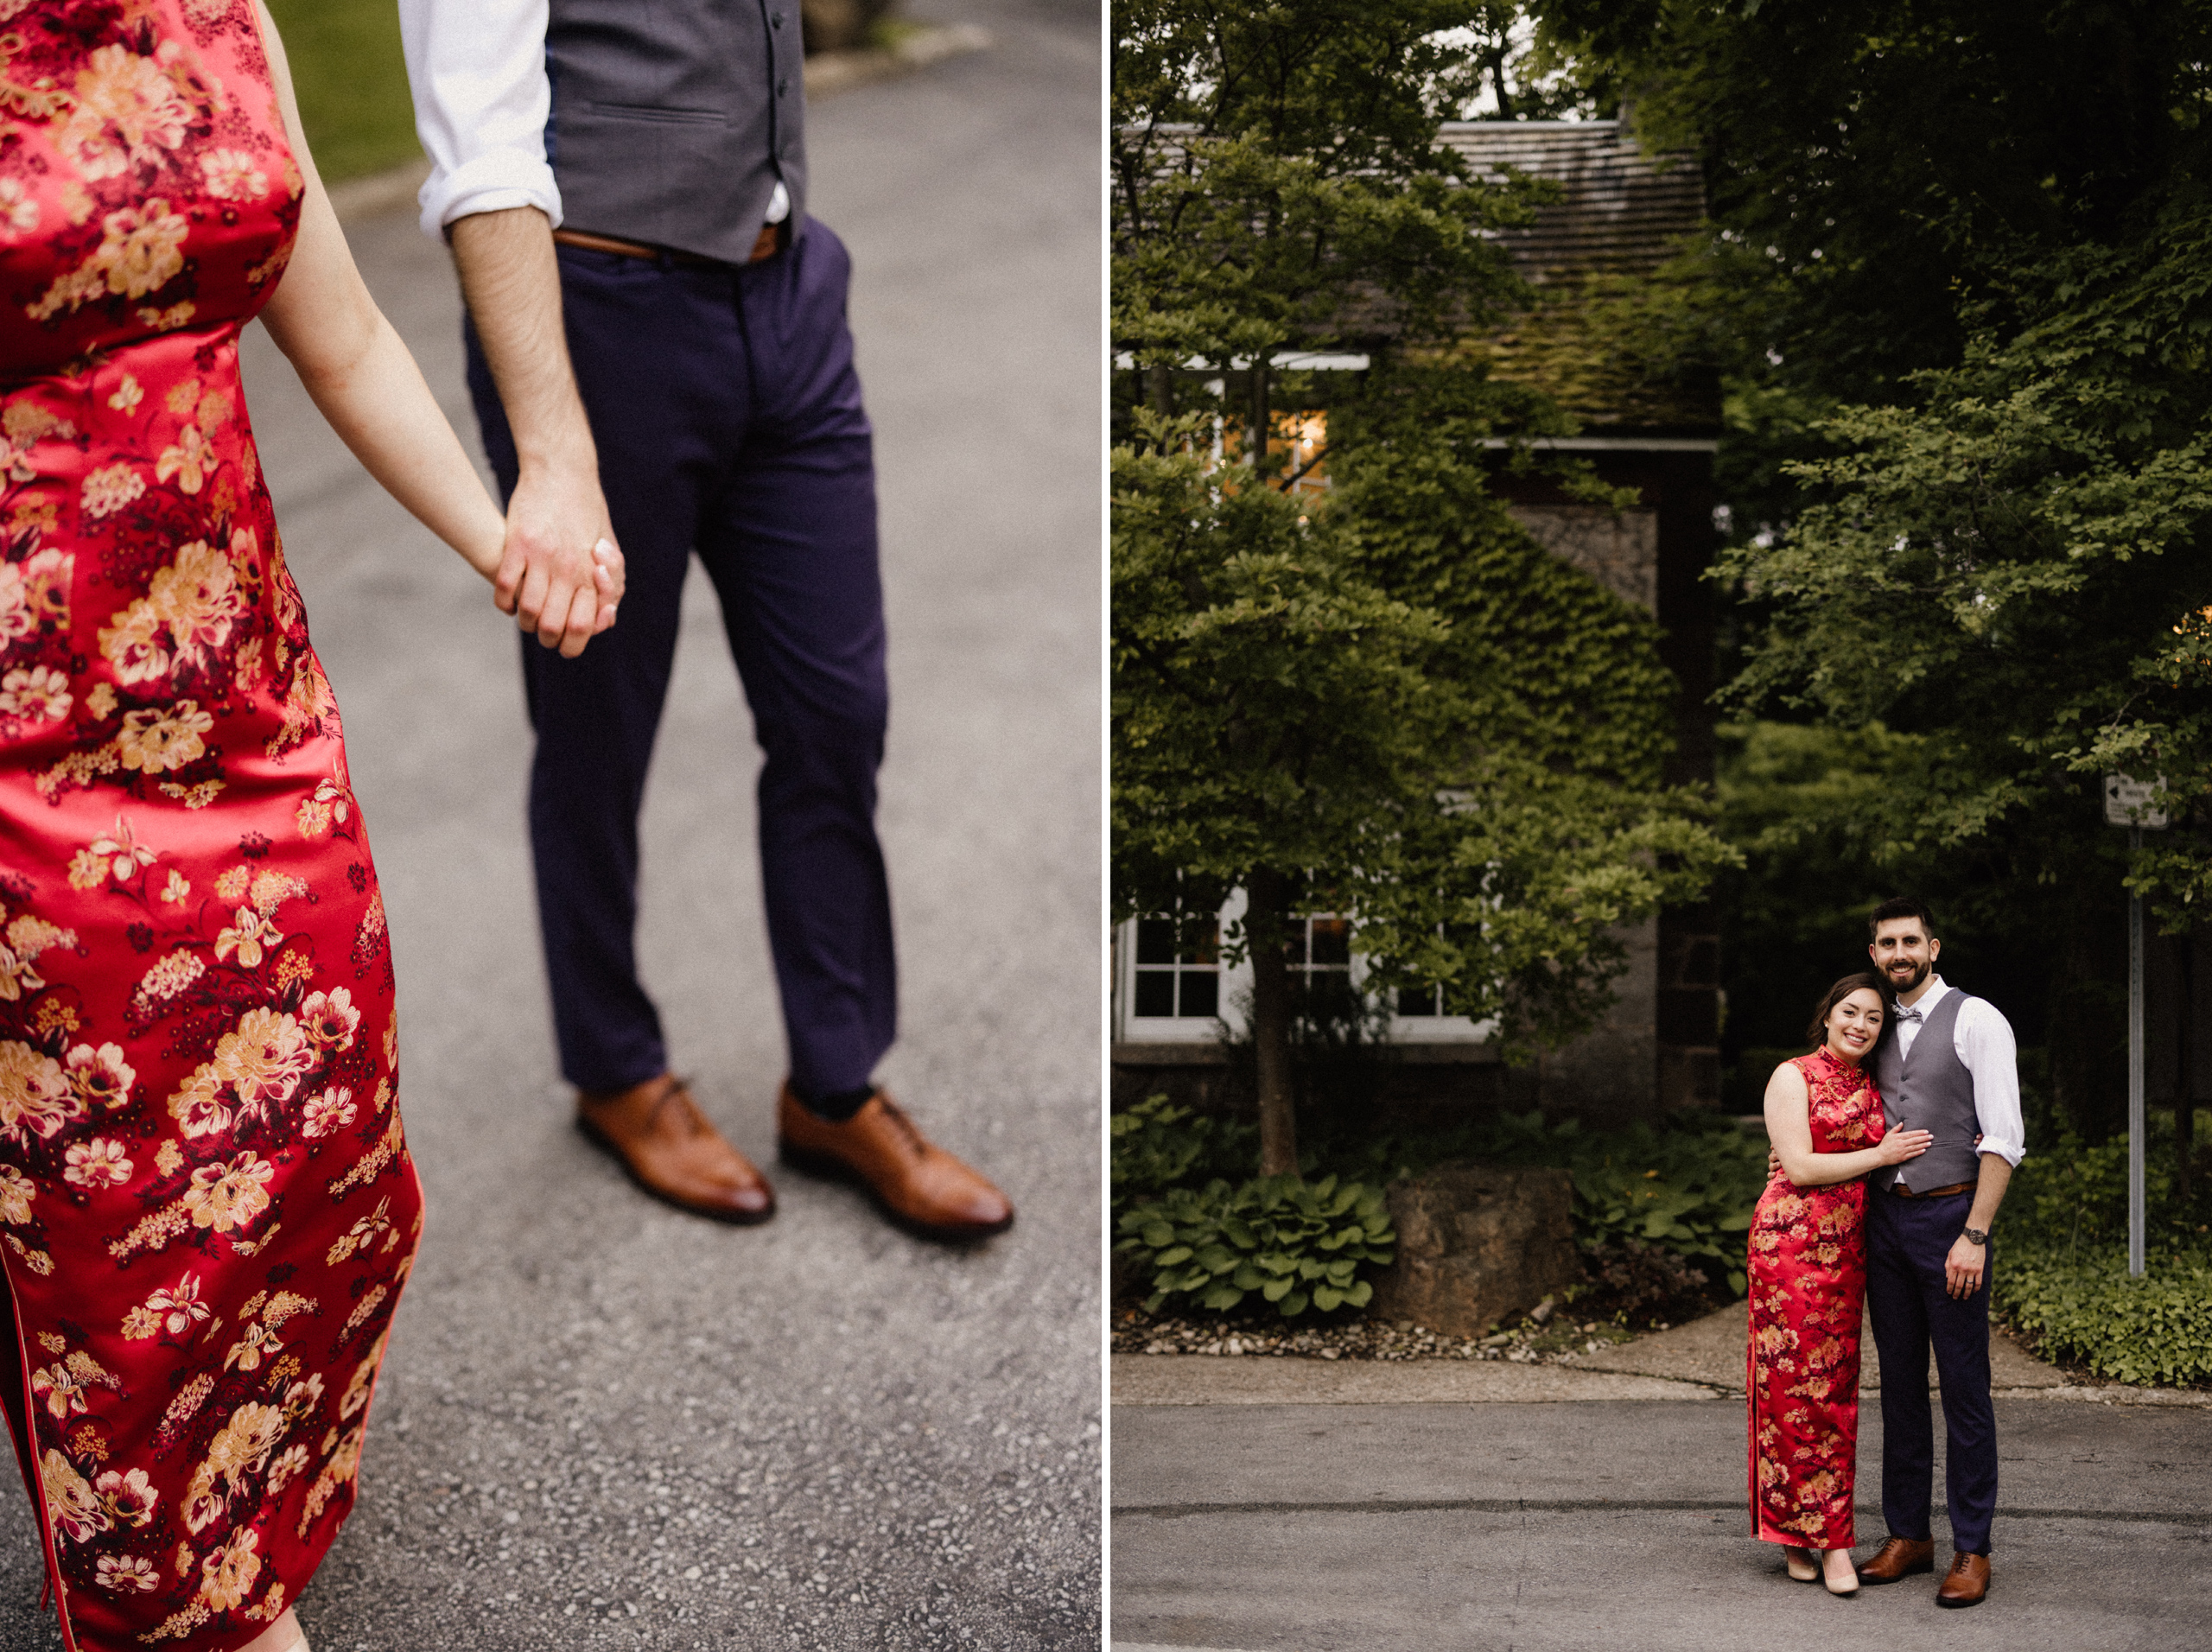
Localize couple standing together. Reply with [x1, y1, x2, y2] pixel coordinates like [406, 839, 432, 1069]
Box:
[1749, 897, 2022, 1607]
[0, 2, 1007, 1649]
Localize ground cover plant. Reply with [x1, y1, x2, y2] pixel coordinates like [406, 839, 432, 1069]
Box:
[1993, 1118, 2212, 1388]
[1111, 1095, 1764, 1332]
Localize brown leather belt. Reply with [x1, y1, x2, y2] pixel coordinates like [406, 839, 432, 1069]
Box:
[553, 220, 784, 268]
[1889, 1179, 1974, 1198]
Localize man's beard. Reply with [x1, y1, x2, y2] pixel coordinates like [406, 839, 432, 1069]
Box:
[1886, 957, 1930, 995]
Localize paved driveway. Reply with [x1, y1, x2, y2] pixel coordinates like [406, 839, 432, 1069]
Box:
[0, 0, 1102, 1646]
[1112, 1390, 2212, 1651]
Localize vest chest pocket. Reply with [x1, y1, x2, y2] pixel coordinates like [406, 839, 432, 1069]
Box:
[586, 102, 728, 125]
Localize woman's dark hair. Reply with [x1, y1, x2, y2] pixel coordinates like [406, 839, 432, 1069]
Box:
[1805, 971, 1894, 1046]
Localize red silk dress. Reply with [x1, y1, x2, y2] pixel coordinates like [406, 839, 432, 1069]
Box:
[0, 4, 423, 1648]
[1745, 1047, 1884, 1551]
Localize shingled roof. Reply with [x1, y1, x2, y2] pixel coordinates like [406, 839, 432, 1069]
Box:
[1437, 120, 1705, 282]
[1431, 121, 1717, 435]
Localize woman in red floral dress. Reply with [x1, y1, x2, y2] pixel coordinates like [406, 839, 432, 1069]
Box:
[0, 4, 618, 1650]
[1748, 972, 1930, 1597]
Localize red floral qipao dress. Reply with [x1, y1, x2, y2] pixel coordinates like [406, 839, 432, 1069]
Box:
[0, 4, 423, 1648]
[1745, 1047, 1882, 1550]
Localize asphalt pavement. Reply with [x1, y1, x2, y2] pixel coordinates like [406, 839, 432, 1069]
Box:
[1112, 1388, 2212, 1651]
[0, 0, 1103, 1646]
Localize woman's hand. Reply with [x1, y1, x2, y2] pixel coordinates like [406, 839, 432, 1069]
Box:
[1874, 1128, 1934, 1167]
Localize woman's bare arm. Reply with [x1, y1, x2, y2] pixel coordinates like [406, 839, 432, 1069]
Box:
[1764, 1062, 1930, 1187]
[248, 3, 619, 656]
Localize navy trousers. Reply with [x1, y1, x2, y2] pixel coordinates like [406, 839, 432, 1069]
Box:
[465, 219, 897, 1103]
[1864, 1186, 1998, 1554]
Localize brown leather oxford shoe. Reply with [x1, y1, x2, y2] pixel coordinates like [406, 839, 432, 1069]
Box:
[1857, 1535, 1935, 1584]
[1936, 1551, 1990, 1608]
[776, 1083, 1014, 1241]
[577, 1074, 775, 1224]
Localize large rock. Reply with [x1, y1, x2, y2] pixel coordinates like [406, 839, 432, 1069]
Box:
[1369, 1162, 1579, 1338]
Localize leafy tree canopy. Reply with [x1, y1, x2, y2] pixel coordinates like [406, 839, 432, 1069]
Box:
[1112, 0, 1736, 1170]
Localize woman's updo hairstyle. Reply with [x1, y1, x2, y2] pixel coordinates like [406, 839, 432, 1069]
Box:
[1805, 970, 1894, 1047]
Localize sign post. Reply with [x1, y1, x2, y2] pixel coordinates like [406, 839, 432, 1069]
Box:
[2106, 775, 2168, 1278]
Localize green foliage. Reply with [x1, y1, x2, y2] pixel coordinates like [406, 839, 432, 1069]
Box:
[1306, 1106, 1768, 1294]
[1999, 1255, 2212, 1390]
[1116, 1173, 1397, 1318]
[1109, 1094, 1255, 1210]
[1717, 206, 2212, 930]
[1566, 1119, 1764, 1295]
[266, 0, 422, 183]
[1992, 1126, 2212, 1388]
[1114, 0, 1535, 368]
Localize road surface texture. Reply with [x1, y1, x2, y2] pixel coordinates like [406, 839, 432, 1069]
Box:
[1112, 1313, 2212, 1651]
[0, 0, 1103, 1646]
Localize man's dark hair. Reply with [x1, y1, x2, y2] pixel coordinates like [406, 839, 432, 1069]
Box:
[1869, 895, 1937, 941]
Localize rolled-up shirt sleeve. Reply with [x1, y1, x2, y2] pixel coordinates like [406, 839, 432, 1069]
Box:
[397, 0, 562, 238]
[1956, 998, 2027, 1166]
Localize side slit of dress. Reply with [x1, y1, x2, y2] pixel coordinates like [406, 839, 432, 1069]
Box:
[0, 1258, 74, 1647]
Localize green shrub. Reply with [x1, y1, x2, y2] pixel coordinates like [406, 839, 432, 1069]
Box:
[1321, 1108, 1766, 1295]
[1990, 1123, 2212, 1387]
[1565, 1117, 1766, 1296]
[1997, 1250, 2212, 1388]
[1115, 1173, 1396, 1317]
[1109, 1094, 1254, 1212]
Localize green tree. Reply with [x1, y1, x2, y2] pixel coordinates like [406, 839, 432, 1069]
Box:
[1112, 0, 1734, 1174]
[1535, 0, 2212, 1137]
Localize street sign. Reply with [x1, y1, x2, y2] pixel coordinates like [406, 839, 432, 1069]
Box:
[2105, 773, 2169, 829]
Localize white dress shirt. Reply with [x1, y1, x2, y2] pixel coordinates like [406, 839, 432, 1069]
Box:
[396, 0, 790, 240]
[1890, 975, 2026, 1167]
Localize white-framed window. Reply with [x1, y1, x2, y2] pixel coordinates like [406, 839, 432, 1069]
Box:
[1112, 893, 1493, 1045]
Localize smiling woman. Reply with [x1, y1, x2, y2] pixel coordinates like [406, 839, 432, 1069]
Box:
[261, 0, 422, 181]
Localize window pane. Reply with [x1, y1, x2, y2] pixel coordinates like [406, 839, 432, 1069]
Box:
[1133, 970, 1175, 1017]
[1179, 971, 1218, 1018]
[1135, 918, 1176, 965]
[1181, 922, 1220, 967]
[1310, 918, 1351, 966]
[1397, 985, 1440, 1017]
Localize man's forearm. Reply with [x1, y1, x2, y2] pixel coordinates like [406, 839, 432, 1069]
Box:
[1966, 1152, 2012, 1233]
[448, 206, 596, 469]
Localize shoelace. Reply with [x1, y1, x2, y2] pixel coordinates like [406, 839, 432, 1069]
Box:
[645, 1075, 708, 1138]
[874, 1096, 928, 1160]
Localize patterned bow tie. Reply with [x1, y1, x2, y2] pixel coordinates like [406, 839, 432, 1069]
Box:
[1894, 1005, 1923, 1023]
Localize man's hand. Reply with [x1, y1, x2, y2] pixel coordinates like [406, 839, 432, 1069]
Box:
[1943, 1232, 1986, 1299]
[499, 459, 623, 657]
[448, 206, 621, 656]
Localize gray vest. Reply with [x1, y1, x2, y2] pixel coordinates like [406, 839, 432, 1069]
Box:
[1869, 988, 1984, 1192]
[545, 0, 807, 265]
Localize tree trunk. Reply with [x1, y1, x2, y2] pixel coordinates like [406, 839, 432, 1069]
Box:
[1147, 362, 1173, 421]
[1248, 866, 1298, 1177]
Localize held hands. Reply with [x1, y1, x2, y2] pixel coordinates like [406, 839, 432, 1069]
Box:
[496, 461, 624, 658]
[1874, 1128, 1935, 1167]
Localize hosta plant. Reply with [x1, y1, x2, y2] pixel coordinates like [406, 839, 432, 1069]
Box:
[1116, 1173, 1396, 1318]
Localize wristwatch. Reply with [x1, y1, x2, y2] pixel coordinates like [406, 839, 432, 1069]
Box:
[1961, 1227, 1989, 1247]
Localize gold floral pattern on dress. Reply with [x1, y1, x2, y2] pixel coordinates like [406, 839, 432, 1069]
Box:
[1745, 1047, 1886, 1548]
[0, 4, 419, 1648]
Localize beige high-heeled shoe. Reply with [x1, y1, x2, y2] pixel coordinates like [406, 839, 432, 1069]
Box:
[1822, 1548, 1860, 1596]
[1785, 1546, 1819, 1583]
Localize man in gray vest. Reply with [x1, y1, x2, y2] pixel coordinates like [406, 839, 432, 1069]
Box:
[396, 0, 1014, 1240]
[1854, 896, 2023, 1605]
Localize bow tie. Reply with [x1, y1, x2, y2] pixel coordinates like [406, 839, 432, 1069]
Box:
[1894, 1006, 1923, 1023]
